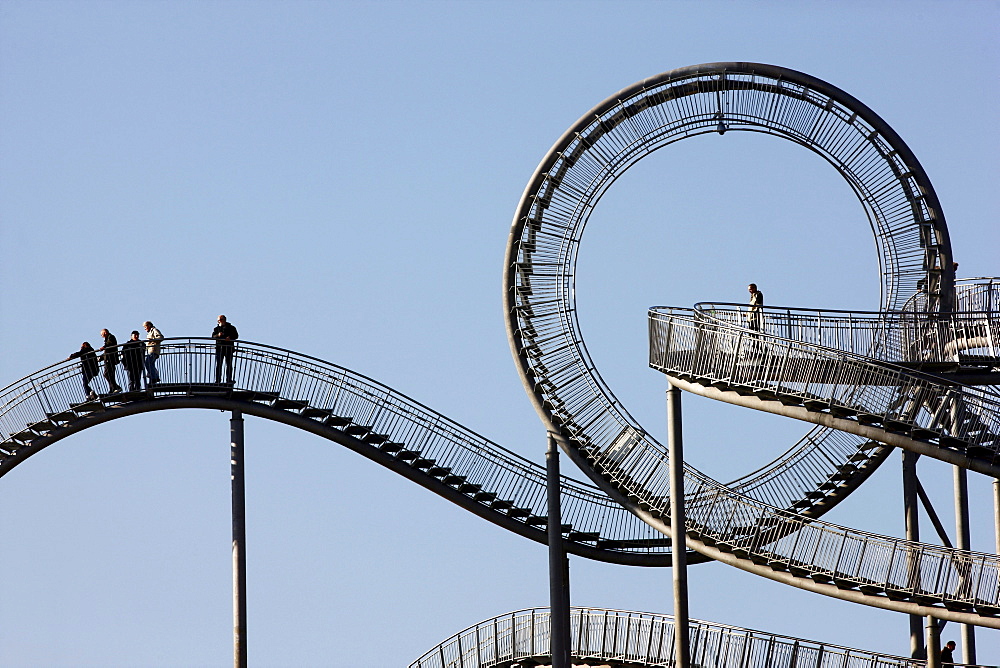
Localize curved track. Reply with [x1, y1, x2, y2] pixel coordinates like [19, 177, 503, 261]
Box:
[503, 62, 999, 628]
[0, 338, 688, 567]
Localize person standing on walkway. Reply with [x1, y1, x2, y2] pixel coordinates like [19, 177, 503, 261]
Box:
[67, 342, 100, 400]
[143, 321, 164, 385]
[99, 329, 123, 394]
[121, 330, 145, 392]
[940, 640, 956, 665]
[747, 283, 764, 331]
[212, 315, 239, 384]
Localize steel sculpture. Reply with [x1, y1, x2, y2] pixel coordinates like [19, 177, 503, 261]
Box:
[1, 61, 998, 665]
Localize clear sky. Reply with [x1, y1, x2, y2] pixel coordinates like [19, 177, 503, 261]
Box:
[1, 1, 998, 666]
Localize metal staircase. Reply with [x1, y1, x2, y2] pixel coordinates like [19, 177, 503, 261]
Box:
[0, 338, 689, 568]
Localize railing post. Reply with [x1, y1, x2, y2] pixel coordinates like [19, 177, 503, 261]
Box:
[953, 465, 976, 664]
[546, 433, 571, 668]
[667, 383, 691, 668]
[231, 410, 247, 668]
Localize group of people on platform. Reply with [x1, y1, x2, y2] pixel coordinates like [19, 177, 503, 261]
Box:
[66, 316, 238, 400]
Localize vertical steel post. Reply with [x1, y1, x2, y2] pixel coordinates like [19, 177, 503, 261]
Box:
[546, 433, 571, 668]
[953, 465, 975, 664]
[231, 410, 247, 668]
[994, 479, 1000, 556]
[667, 384, 690, 668]
[901, 450, 923, 658]
[925, 616, 941, 668]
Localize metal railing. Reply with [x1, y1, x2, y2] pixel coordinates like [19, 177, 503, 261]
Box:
[0, 339, 669, 559]
[648, 308, 1000, 462]
[409, 606, 975, 668]
[638, 309, 1000, 613]
[694, 302, 999, 364]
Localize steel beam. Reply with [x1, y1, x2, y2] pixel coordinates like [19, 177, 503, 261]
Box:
[231, 410, 247, 668]
[953, 465, 976, 664]
[667, 384, 690, 668]
[902, 450, 923, 659]
[546, 433, 571, 668]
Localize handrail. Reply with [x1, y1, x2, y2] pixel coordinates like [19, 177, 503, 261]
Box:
[691, 302, 1000, 363]
[0, 339, 673, 562]
[410, 606, 990, 668]
[649, 308, 1000, 464]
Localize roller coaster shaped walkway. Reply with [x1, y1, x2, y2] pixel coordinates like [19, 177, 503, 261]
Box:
[2, 62, 999, 665]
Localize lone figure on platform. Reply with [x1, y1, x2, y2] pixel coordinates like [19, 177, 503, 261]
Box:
[212, 315, 239, 385]
[940, 640, 956, 665]
[747, 283, 764, 331]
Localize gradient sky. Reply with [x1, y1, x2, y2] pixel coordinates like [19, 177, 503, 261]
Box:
[1, 1, 998, 666]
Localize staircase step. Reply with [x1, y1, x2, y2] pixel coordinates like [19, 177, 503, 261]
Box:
[27, 420, 57, 433]
[427, 466, 451, 478]
[395, 450, 419, 462]
[272, 398, 309, 411]
[9, 430, 37, 444]
[473, 491, 496, 503]
[378, 442, 403, 454]
[411, 458, 434, 470]
[567, 531, 600, 542]
[323, 415, 351, 428]
[47, 411, 76, 423]
[344, 424, 371, 437]
[362, 432, 389, 446]
[300, 407, 333, 419]
[940, 435, 968, 449]
[507, 507, 530, 519]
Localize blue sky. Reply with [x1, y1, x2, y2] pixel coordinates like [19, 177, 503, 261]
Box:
[1, 1, 998, 666]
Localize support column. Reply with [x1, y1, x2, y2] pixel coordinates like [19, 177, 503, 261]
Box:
[546, 433, 571, 668]
[925, 616, 941, 668]
[231, 410, 247, 668]
[901, 450, 923, 659]
[994, 479, 1000, 556]
[667, 384, 690, 668]
[952, 465, 975, 664]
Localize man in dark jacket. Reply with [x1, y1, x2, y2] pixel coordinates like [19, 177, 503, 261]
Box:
[212, 315, 239, 384]
[99, 328, 123, 394]
[121, 330, 145, 392]
[67, 342, 100, 400]
[940, 640, 956, 664]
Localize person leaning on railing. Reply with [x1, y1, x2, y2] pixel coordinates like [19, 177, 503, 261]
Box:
[142, 321, 164, 386]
